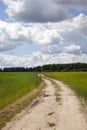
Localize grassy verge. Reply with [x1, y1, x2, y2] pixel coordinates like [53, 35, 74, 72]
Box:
[0, 72, 44, 129]
[0, 72, 41, 110]
[43, 72, 87, 102]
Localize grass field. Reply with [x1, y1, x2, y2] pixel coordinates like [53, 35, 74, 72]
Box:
[43, 72, 87, 101]
[0, 72, 41, 110]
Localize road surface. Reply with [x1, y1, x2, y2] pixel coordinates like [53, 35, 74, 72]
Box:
[2, 77, 87, 130]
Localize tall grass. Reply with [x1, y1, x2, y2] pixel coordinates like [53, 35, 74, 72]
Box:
[43, 72, 87, 101]
[0, 72, 41, 110]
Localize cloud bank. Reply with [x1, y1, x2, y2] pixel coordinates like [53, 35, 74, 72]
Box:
[0, 14, 87, 54]
[0, 0, 87, 67]
[0, 52, 87, 68]
[3, 0, 87, 22]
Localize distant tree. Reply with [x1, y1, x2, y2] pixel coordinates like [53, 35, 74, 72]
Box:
[1, 63, 87, 72]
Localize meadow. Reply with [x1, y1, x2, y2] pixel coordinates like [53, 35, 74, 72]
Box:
[43, 72, 87, 101]
[0, 72, 41, 110]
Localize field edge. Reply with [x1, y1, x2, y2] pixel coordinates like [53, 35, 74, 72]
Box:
[0, 80, 45, 130]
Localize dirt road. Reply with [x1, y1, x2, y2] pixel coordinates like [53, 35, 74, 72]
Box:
[2, 77, 87, 130]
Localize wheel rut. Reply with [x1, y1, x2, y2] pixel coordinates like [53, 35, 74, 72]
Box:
[2, 77, 87, 130]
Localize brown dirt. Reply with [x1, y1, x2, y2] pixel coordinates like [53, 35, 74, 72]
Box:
[1, 77, 87, 130]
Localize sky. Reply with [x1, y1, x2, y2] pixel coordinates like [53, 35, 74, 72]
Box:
[0, 0, 87, 68]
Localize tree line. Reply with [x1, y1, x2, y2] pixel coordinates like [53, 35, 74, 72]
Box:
[0, 63, 87, 72]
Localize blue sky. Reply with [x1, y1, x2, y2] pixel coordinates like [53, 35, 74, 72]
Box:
[0, 1, 7, 20]
[0, 0, 87, 68]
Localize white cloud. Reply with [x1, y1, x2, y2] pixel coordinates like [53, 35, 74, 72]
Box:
[0, 14, 87, 53]
[45, 14, 87, 54]
[65, 45, 80, 51]
[0, 52, 87, 68]
[0, 20, 53, 51]
[0, 14, 87, 67]
[64, 45, 81, 54]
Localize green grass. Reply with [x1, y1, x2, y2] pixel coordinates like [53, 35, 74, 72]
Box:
[43, 72, 87, 101]
[0, 72, 41, 110]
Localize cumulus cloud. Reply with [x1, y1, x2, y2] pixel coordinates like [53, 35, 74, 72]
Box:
[64, 45, 81, 54]
[0, 19, 61, 51]
[3, 0, 69, 22]
[3, 0, 87, 23]
[0, 0, 87, 67]
[0, 52, 87, 68]
[45, 14, 87, 54]
[0, 20, 52, 51]
[0, 14, 87, 56]
[0, 52, 50, 68]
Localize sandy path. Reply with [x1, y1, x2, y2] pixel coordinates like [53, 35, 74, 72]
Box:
[2, 78, 87, 130]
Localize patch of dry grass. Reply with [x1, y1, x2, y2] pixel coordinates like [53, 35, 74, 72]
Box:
[48, 122, 56, 127]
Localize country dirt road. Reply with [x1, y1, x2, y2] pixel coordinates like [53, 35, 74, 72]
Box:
[2, 77, 87, 130]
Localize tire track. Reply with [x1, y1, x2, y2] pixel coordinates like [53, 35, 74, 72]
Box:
[2, 77, 87, 130]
